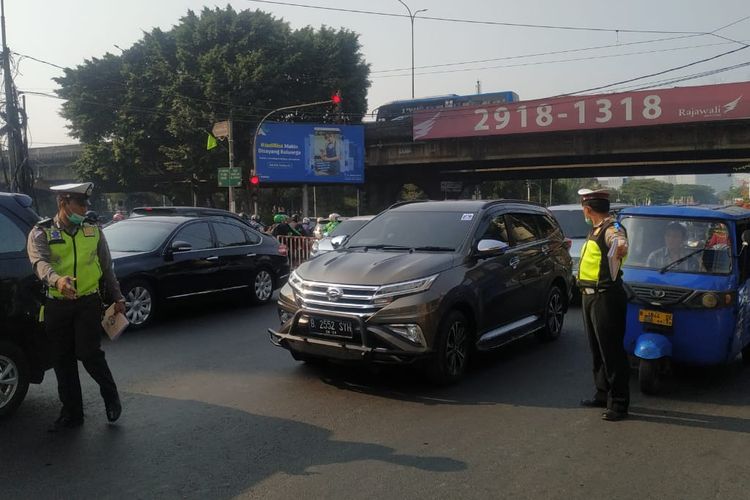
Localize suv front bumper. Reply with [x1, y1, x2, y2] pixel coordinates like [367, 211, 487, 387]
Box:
[268, 308, 432, 364]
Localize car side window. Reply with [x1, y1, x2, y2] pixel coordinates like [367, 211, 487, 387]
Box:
[214, 222, 247, 247]
[478, 214, 510, 244]
[535, 215, 560, 239]
[174, 222, 213, 250]
[243, 229, 261, 245]
[507, 213, 540, 244]
[0, 210, 26, 255]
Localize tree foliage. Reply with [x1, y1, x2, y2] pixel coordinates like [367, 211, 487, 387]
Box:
[671, 184, 717, 204]
[56, 6, 370, 200]
[620, 179, 673, 205]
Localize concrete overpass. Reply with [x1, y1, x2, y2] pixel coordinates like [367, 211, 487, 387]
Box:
[363, 118, 750, 209]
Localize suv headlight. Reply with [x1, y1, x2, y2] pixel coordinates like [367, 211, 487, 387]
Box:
[288, 270, 303, 290]
[373, 274, 439, 303]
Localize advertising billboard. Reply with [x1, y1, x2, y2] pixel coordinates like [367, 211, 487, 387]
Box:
[412, 81, 750, 140]
[255, 122, 365, 184]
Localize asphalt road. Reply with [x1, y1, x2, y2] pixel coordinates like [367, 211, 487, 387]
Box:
[4, 297, 750, 499]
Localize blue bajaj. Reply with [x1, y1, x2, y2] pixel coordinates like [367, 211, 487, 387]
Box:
[618, 205, 750, 394]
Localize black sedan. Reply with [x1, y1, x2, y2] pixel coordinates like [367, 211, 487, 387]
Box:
[103, 215, 290, 328]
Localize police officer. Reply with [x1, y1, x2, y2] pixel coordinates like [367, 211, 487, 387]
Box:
[27, 183, 124, 430]
[577, 188, 630, 421]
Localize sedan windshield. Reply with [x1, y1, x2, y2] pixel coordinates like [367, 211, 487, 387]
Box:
[345, 211, 475, 251]
[620, 216, 732, 274]
[104, 220, 176, 252]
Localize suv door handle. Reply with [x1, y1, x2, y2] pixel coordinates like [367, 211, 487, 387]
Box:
[509, 256, 520, 269]
[203, 256, 219, 261]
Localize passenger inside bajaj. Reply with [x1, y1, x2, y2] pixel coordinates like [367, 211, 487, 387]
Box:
[619, 211, 750, 395]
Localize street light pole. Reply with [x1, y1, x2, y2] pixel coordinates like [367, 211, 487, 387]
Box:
[397, 1, 427, 99]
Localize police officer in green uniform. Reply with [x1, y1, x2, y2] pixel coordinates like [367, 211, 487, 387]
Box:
[577, 188, 630, 421]
[27, 183, 124, 430]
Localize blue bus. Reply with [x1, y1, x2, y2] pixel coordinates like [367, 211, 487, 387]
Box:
[375, 91, 520, 122]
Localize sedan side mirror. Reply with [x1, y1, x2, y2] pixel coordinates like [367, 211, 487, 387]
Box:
[171, 240, 193, 253]
[476, 239, 509, 255]
[331, 235, 348, 249]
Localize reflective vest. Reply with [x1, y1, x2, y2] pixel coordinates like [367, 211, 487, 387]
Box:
[577, 220, 624, 289]
[45, 223, 102, 298]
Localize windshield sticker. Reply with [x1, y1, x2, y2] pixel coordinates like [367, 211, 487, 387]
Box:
[461, 213, 474, 221]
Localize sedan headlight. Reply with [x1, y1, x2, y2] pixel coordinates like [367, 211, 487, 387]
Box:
[373, 274, 439, 302]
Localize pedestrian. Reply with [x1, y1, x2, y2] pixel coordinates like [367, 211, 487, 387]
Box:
[577, 188, 630, 421]
[27, 182, 125, 431]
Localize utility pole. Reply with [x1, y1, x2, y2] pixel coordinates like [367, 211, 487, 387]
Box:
[1, 0, 22, 192]
[227, 111, 235, 213]
[397, 1, 427, 99]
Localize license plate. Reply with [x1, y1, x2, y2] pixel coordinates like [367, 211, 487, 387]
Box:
[639, 309, 673, 327]
[308, 316, 355, 338]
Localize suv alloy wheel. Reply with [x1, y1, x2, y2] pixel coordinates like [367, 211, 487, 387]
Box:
[537, 285, 565, 341]
[0, 341, 30, 418]
[428, 310, 471, 384]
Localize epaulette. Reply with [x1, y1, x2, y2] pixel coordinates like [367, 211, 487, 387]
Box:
[35, 217, 53, 228]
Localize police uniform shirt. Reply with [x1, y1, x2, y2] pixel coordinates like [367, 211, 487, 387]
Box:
[27, 214, 124, 302]
[593, 215, 628, 255]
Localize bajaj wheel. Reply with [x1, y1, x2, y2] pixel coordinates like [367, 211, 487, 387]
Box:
[427, 310, 471, 385]
[0, 341, 30, 418]
[638, 358, 661, 395]
[536, 285, 565, 341]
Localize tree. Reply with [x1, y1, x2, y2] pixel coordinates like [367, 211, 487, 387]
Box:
[55, 6, 370, 199]
[671, 184, 717, 204]
[620, 179, 673, 205]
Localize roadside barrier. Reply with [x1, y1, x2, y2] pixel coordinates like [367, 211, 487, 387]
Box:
[276, 235, 316, 267]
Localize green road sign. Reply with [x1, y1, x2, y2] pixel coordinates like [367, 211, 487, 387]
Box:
[218, 167, 242, 187]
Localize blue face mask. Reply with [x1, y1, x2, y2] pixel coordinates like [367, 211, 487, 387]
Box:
[68, 211, 85, 226]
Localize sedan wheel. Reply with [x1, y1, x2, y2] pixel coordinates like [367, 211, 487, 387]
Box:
[252, 269, 274, 304]
[124, 281, 155, 329]
[0, 341, 30, 417]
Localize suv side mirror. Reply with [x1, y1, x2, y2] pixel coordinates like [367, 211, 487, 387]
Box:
[476, 239, 509, 255]
[171, 240, 193, 253]
[331, 235, 348, 249]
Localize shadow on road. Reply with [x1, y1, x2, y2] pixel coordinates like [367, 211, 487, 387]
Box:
[1, 393, 466, 499]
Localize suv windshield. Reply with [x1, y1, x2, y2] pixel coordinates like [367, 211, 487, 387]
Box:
[104, 220, 176, 252]
[620, 216, 732, 274]
[345, 211, 475, 251]
[329, 219, 369, 237]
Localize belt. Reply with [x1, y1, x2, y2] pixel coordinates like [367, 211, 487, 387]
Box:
[580, 287, 604, 295]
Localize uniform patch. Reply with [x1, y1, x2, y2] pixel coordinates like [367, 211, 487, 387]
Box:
[48, 229, 65, 244]
[82, 225, 96, 237]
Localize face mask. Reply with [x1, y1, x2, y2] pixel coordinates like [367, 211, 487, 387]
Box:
[585, 217, 593, 226]
[67, 210, 85, 226]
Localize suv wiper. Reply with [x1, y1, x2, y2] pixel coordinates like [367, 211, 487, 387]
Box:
[347, 244, 412, 251]
[411, 246, 455, 252]
[659, 247, 706, 274]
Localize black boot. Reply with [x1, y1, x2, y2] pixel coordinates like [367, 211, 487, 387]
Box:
[105, 394, 122, 423]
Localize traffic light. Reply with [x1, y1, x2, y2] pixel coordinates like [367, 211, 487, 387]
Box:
[331, 90, 342, 105]
[249, 175, 260, 203]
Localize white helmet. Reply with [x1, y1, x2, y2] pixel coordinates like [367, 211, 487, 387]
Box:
[328, 212, 341, 221]
[302, 217, 310, 224]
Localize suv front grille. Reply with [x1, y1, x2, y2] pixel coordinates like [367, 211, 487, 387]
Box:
[628, 283, 691, 305]
[291, 278, 384, 317]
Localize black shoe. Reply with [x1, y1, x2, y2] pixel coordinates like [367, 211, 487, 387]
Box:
[580, 398, 607, 408]
[105, 395, 122, 423]
[601, 409, 628, 421]
[48, 414, 84, 432]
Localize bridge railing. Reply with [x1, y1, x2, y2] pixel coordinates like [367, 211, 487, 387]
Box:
[276, 235, 317, 268]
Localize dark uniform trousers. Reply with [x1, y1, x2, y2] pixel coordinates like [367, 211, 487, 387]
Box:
[45, 294, 118, 419]
[581, 283, 630, 412]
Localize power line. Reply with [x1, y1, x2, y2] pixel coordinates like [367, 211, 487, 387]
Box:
[373, 39, 746, 79]
[246, 0, 706, 35]
[371, 34, 705, 74]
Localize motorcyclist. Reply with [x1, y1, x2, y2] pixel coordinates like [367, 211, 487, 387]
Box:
[324, 213, 341, 235]
[248, 214, 265, 232]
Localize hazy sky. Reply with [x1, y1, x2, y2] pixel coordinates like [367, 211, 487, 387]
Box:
[7, 0, 750, 146]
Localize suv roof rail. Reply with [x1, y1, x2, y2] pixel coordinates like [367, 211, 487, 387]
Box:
[481, 199, 544, 209]
[387, 200, 429, 210]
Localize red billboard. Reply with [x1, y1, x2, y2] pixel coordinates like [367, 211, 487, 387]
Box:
[412, 81, 750, 140]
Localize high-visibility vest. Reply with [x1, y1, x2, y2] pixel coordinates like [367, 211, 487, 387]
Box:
[578, 220, 624, 289]
[44, 223, 102, 298]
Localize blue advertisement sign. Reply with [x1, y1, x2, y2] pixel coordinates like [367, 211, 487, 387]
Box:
[255, 122, 365, 184]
